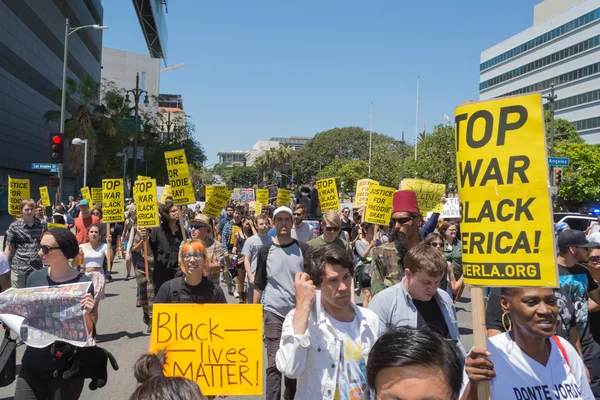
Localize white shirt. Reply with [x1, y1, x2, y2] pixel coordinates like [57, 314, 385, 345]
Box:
[276, 303, 381, 400]
[79, 243, 107, 270]
[462, 332, 594, 399]
[291, 223, 315, 243]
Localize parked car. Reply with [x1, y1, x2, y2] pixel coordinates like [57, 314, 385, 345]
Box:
[553, 213, 597, 232]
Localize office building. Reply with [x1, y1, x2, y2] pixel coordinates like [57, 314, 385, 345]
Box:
[0, 0, 104, 214]
[480, 0, 600, 144]
[217, 150, 250, 166]
[270, 136, 311, 151]
[245, 140, 281, 166]
[159, 93, 183, 110]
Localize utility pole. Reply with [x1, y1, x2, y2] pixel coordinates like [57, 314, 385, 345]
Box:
[401, 131, 405, 182]
[543, 83, 557, 184]
[368, 102, 373, 177]
[414, 75, 420, 161]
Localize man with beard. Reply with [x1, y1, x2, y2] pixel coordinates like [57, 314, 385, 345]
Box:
[557, 229, 600, 396]
[216, 205, 234, 242]
[254, 206, 308, 400]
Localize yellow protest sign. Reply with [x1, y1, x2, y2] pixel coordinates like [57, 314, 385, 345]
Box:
[8, 177, 30, 216]
[400, 179, 446, 216]
[316, 178, 339, 211]
[101, 179, 125, 223]
[205, 186, 215, 202]
[48, 223, 67, 229]
[256, 189, 268, 205]
[134, 179, 160, 228]
[164, 149, 195, 205]
[203, 187, 231, 218]
[364, 184, 394, 225]
[80, 187, 91, 202]
[454, 93, 556, 287]
[249, 201, 262, 213]
[39, 186, 51, 207]
[276, 189, 291, 207]
[138, 175, 151, 180]
[160, 185, 172, 203]
[91, 188, 102, 204]
[354, 179, 378, 207]
[151, 304, 263, 396]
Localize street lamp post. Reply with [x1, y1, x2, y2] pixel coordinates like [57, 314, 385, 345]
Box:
[59, 18, 107, 202]
[124, 73, 149, 193]
[116, 152, 127, 195]
[71, 138, 88, 188]
[162, 111, 176, 143]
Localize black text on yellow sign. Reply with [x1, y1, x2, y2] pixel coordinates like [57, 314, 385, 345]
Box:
[91, 188, 102, 204]
[134, 179, 160, 228]
[454, 93, 557, 287]
[203, 187, 230, 218]
[8, 177, 30, 216]
[101, 179, 125, 223]
[316, 178, 340, 211]
[277, 189, 291, 207]
[165, 149, 195, 206]
[364, 184, 395, 225]
[39, 186, 51, 207]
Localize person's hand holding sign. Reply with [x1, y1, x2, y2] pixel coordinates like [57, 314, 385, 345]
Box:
[463, 348, 495, 399]
[292, 272, 316, 335]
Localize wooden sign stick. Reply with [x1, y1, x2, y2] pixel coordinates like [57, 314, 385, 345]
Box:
[179, 206, 187, 240]
[143, 237, 150, 281]
[471, 286, 490, 399]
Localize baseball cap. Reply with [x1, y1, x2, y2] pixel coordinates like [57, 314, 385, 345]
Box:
[555, 222, 569, 234]
[557, 229, 599, 248]
[273, 206, 293, 220]
[79, 199, 90, 206]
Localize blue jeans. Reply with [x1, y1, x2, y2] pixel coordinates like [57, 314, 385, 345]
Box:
[246, 277, 255, 304]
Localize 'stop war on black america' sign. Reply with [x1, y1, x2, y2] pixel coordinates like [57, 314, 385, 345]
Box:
[454, 93, 557, 287]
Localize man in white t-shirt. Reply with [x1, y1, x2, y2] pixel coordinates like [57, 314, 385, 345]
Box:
[241, 213, 272, 304]
[290, 204, 314, 243]
[276, 245, 381, 400]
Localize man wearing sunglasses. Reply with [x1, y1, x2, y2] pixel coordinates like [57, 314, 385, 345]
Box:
[290, 204, 314, 243]
[308, 210, 353, 258]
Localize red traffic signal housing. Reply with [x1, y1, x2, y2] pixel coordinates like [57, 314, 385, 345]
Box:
[555, 168, 563, 185]
[49, 133, 64, 163]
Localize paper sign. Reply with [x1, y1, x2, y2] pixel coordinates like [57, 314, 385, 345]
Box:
[0, 282, 91, 348]
[239, 189, 255, 203]
[39, 186, 51, 207]
[400, 179, 446, 216]
[267, 185, 278, 200]
[276, 189, 291, 207]
[364, 185, 395, 225]
[8, 177, 30, 216]
[91, 188, 102, 205]
[160, 185, 172, 203]
[205, 186, 215, 202]
[203, 187, 230, 218]
[354, 179, 378, 207]
[138, 175, 151, 180]
[441, 196, 460, 219]
[134, 179, 160, 228]
[164, 149, 195, 205]
[249, 202, 262, 213]
[256, 189, 268, 205]
[80, 187, 91, 202]
[151, 304, 263, 396]
[47, 223, 67, 229]
[102, 179, 125, 223]
[316, 178, 340, 211]
[454, 93, 557, 287]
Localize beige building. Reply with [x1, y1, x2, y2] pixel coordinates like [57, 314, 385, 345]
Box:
[158, 107, 186, 142]
[245, 140, 281, 166]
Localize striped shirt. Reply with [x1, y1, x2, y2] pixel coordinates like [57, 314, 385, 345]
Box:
[5, 218, 47, 274]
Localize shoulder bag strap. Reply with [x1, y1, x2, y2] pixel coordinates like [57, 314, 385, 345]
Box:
[552, 336, 572, 373]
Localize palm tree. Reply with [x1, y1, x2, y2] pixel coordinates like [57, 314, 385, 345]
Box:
[254, 155, 269, 186]
[417, 131, 427, 142]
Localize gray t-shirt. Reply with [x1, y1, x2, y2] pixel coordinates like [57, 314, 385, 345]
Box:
[291, 223, 315, 243]
[241, 234, 273, 276]
[254, 240, 307, 318]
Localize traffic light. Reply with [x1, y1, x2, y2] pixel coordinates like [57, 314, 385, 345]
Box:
[49, 133, 64, 163]
[556, 168, 563, 185]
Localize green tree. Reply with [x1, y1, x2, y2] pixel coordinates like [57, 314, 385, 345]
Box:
[545, 110, 584, 149]
[405, 124, 457, 187]
[554, 142, 600, 204]
[229, 166, 259, 188]
[316, 159, 369, 194]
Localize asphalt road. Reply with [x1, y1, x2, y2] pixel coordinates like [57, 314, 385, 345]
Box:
[0, 258, 474, 400]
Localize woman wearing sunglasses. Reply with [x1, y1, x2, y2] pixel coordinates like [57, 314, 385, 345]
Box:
[587, 247, 600, 344]
[462, 287, 593, 400]
[14, 228, 95, 400]
[424, 233, 463, 298]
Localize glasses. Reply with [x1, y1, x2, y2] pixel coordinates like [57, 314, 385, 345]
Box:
[429, 242, 442, 248]
[325, 227, 340, 232]
[190, 224, 207, 230]
[182, 252, 205, 261]
[343, 210, 349, 214]
[293, 213, 303, 216]
[590, 256, 600, 263]
[40, 245, 61, 255]
[391, 217, 412, 225]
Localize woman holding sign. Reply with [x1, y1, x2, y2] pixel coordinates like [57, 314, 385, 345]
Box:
[462, 287, 594, 400]
[78, 224, 107, 321]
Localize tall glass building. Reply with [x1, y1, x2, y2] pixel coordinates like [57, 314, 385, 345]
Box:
[479, 0, 600, 144]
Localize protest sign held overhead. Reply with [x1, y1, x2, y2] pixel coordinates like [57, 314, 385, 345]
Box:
[8, 176, 30, 216]
[441, 196, 460, 219]
[267, 184, 278, 200]
[160, 185, 172, 203]
[151, 304, 263, 396]
[364, 184, 395, 225]
[316, 178, 340, 211]
[276, 188, 291, 207]
[47, 223, 67, 229]
[80, 187, 91, 202]
[249, 201, 262, 213]
[454, 93, 557, 287]
[354, 179, 378, 207]
[205, 186, 215, 202]
[39, 186, 51, 207]
[91, 187, 102, 204]
[203, 186, 230, 218]
[239, 188, 255, 203]
[164, 149, 195, 205]
[400, 179, 445, 216]
[134, 179, 160, 228]
[102, 178, 125, 223]
[256, 189, 268, 205]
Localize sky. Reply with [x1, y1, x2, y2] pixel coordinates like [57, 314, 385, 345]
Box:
[102, 0, 535, 165]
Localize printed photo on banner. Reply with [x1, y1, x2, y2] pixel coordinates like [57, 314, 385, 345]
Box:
[8, 176, 30, 216]
[454, 93, 557, 287]
[39, 186, 51, 207]
[164, 149, 195, 205]
[364, 184, 394, 225]
[102, 178, 125, 223]
[354, 178, 378, 207]
[0, 282, 92, 348]
[316, 178, 340, 211]
[267, 184, 278, 200]
[91, 187, 102, 205]
[151, 304, 263, 396]
[80, 187, 91, 202]
[400, 179, 445, 216]
[134, 179, 160, 228]
[239, 189, 255, 203]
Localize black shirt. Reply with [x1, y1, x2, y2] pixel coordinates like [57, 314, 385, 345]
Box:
[148, 224, 184, 274]
[21, 269, 94, 378]
[154, 276, 227, 304]
[413, 297, 449, 338]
